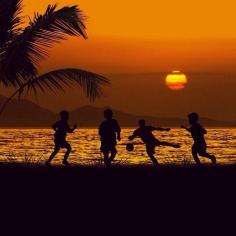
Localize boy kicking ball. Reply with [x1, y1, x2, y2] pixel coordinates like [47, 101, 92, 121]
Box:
[128, 120, 180, 166]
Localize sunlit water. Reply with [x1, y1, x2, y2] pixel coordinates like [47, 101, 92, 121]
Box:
[0, 128, 235, 166]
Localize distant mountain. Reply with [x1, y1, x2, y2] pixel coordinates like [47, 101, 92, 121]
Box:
[69, 106, 184, 127]
[0, 96, 56, 127]
[29, 72, 236, 122]
[70, 106, 236, 128]
[0, 96, 235, 127]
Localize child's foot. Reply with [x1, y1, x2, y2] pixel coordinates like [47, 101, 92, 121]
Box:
[45, 161, 51, 166]
[105, 162, 111, 168]
[173, 144, 180, 148]
[211, 155, 216, 164]
[104, 159, 111, 168]
[62, 160, 71, 166]
[153, 162, 160, 167]
[194, 161, 202, 166]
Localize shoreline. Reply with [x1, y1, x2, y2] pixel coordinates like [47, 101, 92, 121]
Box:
[0, 126, 236, 129]
[0, 161, 235, 171]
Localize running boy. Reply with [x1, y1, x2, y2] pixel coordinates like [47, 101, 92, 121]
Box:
[99, 109, 121, 167]
[181, 112, 216, 165]
[46, 110, 77, 166]
[129, 120, 180, 166]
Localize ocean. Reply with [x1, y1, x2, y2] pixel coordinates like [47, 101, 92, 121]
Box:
[0, 128, 235, 166]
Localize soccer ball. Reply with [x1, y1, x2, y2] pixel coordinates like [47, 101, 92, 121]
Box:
[126, 143, 134, 152]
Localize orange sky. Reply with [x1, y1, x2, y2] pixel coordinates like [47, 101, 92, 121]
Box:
[22, 0, 236, 74]
[23, 0, 236, 73]
[2, 0, 236, 119]
[24, 0, 236, 38]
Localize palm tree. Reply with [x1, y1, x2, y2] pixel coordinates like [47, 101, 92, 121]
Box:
[0, 0, 109, 115]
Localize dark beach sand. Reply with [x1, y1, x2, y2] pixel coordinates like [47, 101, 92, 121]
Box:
[1, 163, 235, 234]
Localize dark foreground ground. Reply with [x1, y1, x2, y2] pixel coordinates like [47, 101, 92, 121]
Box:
[0, 164, 236, 235]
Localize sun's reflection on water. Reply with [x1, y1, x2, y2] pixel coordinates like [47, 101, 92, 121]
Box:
[0, 128, 235, 166]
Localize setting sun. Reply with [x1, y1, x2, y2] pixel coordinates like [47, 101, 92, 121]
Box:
[165, 71, 188, 91]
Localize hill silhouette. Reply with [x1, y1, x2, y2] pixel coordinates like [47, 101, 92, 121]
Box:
[32, 72, 236, 122]
[70, 105, 236, 127]
[0, 96, 56, 127]
[70, 106, 185, 127]
[0, 96, 235, 127]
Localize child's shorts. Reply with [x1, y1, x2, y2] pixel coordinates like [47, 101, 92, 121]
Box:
[100, 140, 117, 153]
[192, 143, 207, 155]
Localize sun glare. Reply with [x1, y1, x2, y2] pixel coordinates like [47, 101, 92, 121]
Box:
[165, 71, 188, 90]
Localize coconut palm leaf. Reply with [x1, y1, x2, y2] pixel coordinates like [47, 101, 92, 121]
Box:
[0, 0, 23, 45]
[0, 4, 87, 87]
[0, 0, 25, 86]
[25, 69, 109, 101]
[0, 3, 109, 116]
[0, 47, 37, 87]
[22, 4, 87, 63]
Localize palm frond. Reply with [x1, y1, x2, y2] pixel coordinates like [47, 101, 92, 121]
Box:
[0, 46, 37, 87]
[25, 69, 109, 101]
[0, 4, 87, 87]
[0, 0, 23, 45]
[20, 4, 87, 63]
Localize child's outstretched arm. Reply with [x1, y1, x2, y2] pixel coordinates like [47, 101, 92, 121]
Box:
[68, 125, 77, 133]
[52, 122, 58, 131]
[201, 126, 207, 134]
[128, 134, 136, 140]
[128, 130, 138, 140]
[116, 121, 121, 141]
[180, 125, 191, 132]
[98, 123, 103, 137]
[153, 127, 171, 132]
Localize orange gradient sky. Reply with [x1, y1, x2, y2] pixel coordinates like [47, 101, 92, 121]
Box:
[24, 0, 236, 38]
[22, 0, 236, 74]
[2, 0, 236, 120]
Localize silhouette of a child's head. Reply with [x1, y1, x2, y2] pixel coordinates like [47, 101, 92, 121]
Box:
[60, 110, 69, 121]
[139, 119, 146, 127]
[188, 113, 199, 125]
[104, 109, 113, 120]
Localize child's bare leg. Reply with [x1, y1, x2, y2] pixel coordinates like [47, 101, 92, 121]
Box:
[199, 152, 216, 164]
[192, 147, 201, 165]
[103, 151, 111, 168]
[150, 155, 159, 166]
[62, 143, 72, 165]
[146, 144, 159, 166]
[159, 141, 180, 148]
[148, 154, 159, 166]
[146, 146, 159, 166]
[47, 146, 60, 165]
[109, 148, 117, 163]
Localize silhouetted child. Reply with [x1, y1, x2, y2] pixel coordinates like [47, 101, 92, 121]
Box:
[129, 120, 180, 166]
[46, 110, 77, 166]
[181, 112, 216, 165]
[99, 109, 121, 167]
